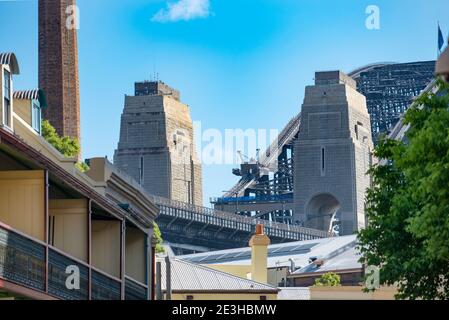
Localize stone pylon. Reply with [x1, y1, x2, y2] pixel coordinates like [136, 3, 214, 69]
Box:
[114, 81, 203, 205]
[294, 71, 373, 235]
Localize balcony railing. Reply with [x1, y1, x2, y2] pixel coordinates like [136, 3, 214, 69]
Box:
[91, 268, 121, 300]
[48, 248, 89, 300]
[125, 276, 148, 300]
[0, 223, 46, 292]
[0, 222, 148, 300]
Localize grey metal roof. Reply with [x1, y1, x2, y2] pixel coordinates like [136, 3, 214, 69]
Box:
[0, 53, 20, 74]
[278, 287, 310, 300]
[179, 234, 358, 270]
[291, 243, 361, 275]
[158, 258, 278, 292]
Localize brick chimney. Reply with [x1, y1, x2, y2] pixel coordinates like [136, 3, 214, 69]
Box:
[249, 224, 270, 283]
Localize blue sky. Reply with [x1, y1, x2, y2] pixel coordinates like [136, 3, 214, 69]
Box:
[1, 0, 448, 206]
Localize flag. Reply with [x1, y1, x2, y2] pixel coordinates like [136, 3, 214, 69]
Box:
[438, 24, 445, 52]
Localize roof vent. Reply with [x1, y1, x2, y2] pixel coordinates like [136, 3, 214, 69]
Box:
[313, 259, 325, 267]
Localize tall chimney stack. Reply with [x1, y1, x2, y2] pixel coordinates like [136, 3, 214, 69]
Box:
[249, 224, 270, 283]
[39, 0, 81, 152]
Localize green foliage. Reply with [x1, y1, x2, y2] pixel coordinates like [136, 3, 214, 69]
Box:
[75, 161, 90, 173]
[313, 272, 341, 287]
[42, 120, 80, 157]
[358, 79, 449, 300]
[153, 222, 165, 253]
[41, 120, 89, 172]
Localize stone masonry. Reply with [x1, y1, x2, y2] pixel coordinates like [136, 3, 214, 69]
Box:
[39, 0, 80, 142]
[294, 71, 373, 235]
[114, 81, 203, 205]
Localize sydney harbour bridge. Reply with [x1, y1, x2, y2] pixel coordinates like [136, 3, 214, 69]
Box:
[211, 61, 435, 226]
[130, 61, 435, 254]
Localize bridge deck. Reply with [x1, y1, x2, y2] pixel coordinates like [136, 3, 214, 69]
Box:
[150, 195, 329, 254]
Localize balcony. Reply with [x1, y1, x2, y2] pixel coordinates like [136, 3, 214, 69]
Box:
[1, 221, 146, 300]
[0, 169, 148, 300]
[0, 223, 46, 292]
[0, 130, 153, 300]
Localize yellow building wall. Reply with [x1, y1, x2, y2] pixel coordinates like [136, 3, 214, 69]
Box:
[92, 220, 121, 278]
[0, 170, 45, 241]
[268, 267, 289, 287]
[170, 293, 278, 300]
[309, 286, 397, 300]
[205, 265, 251, 279]
[125, 227, 146, 284]
[13, 99, 31, 127]
[49, 199, 88, 262]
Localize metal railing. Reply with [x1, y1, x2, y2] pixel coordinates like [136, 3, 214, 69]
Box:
[0, 224, 46, 292]
[151, 195, 328, 240]
[1, 222, 148, 300]
[212, 193, 293, 204]
[91, 268, 121, 300]
[48, 248, 89, 300]
[125, 276, 147, 300]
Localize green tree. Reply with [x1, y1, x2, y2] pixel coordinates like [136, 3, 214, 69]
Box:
[153, 222, 164, 253]
[358, 79, 449, 300]
[313, 272, 341, 287]
[41, 120, 89, 172]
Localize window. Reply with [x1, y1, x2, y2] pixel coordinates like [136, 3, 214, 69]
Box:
[321, 147, 325, 176]
[3, 69, 11, 127]
[139, 156, 144, 184]
[32, 101, 41, 133]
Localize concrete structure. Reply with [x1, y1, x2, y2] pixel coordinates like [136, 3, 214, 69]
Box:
[39, 0, 81, 142]
[114, 81, 202, 205]
[0, 54, 157, 300]
[294, 71, 374, 234]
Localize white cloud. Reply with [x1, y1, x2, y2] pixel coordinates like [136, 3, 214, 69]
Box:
[152, 0, 210, 23]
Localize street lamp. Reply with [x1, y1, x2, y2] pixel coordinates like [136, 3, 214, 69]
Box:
[436, 39, 449, 82]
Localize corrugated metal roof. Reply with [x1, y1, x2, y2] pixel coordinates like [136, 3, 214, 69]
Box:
[158, 258, 277, 292]
[292, 243, 361, 275]
[0, 52, 20, 74]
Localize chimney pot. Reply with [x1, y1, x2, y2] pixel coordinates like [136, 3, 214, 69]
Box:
[256, 224, 264, 235]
